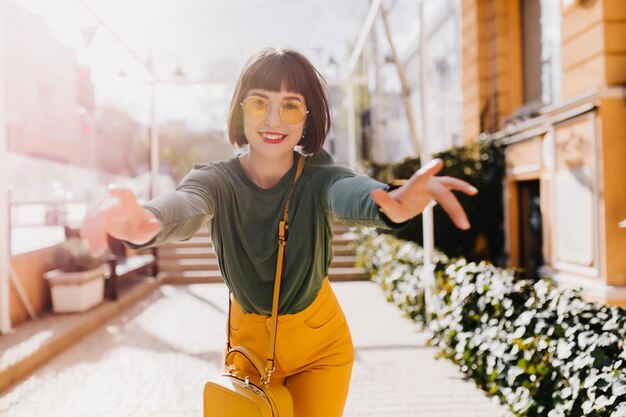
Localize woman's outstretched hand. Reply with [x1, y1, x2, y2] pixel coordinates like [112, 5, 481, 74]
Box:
[370, 159, 478, 229]
[80, 187, 162, 257]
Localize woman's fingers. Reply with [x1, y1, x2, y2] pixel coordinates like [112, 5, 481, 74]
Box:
[79, 188, 144, 256]
[371, 188, 397, 211]
[372, 160, 476, 229]
[108, 187, 136, 203]
[370, 188, 417, 223]
[418, 158, 444, 177]
[408, 159, 443, 186]
[108, 187, 142, 214]
[430, 181, 471, 230]
[134, 218, 162, 243]
[374, 183, 471, 230]
[437, 177, 479, 195]
[80, 199, 114, 257]
[371, 188, 400, 212]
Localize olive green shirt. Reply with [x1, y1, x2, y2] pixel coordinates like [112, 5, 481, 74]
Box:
[129, 150, 406, 315]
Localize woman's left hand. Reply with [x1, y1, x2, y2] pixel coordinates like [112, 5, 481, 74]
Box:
[370, 159, 478, 229]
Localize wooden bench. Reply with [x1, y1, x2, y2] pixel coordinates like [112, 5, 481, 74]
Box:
[63, 227, 157, 300]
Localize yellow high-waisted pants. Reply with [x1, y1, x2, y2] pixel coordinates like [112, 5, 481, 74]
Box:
[228, 278, 354, 417]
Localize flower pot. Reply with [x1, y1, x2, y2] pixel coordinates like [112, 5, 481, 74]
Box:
[44, 267, 105, 313]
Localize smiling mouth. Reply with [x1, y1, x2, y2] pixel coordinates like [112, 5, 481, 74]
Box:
[261, 132, 287, 144]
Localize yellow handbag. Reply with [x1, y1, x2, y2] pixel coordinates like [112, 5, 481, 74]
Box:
[203, 155, 306, 417]
[203, 346, 293, 416]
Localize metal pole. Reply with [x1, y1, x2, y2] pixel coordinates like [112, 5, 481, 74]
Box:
[347, 0, 383, 75]
[0, 0, 12, 335]
[346, 82, 357, 171]
[344, 0, 383, 171]
[149, 79, 159, 199]
[371, 24, 387, 164]
[419, 0, 436, 322]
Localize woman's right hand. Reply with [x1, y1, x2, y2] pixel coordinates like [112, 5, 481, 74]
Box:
[80, 187, 162, 257]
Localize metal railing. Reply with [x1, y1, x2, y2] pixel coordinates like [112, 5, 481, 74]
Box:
[9, 200, 89, 255]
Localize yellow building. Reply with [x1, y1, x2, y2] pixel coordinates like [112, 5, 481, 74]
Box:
[461, 0, 626, 304]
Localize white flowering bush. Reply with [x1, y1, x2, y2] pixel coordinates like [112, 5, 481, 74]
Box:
[355, 228, 626, 417]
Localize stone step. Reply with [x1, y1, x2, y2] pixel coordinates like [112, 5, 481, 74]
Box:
[158, 267, 367, 283]
[158, 258, 220, 271]
[330, 255, 359, 268]
[159, 270, 224, 283]
[158, 237, 355, 257]
[158, 254, 358, 270]
[158, 239, 355, 254]
[158, 247, 217, 259]
[160, 237, 213, 249]
[332, 244, 356, 256]
[332, 220, 350, 229]
[330, 237, 354, 245]
[328, 267, 367, 281]
[190, 221, 348, 236]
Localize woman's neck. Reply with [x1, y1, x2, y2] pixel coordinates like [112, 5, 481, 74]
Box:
[239, 150, 294, 189]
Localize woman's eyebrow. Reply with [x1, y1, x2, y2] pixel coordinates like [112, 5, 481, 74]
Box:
[248, 91, 303, 102]
[248, 92, 269, 99]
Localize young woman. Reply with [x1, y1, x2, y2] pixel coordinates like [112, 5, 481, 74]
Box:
[81, 47, 477, 417]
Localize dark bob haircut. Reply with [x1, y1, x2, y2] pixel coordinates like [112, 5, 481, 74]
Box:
[227, 47, 331, 155]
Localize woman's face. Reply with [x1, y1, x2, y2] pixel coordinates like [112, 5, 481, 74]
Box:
[242, 87, 307, 160]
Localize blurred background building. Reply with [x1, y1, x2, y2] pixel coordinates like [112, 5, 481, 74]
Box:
[370, 0, 463, 163]
[5, 1, 96, 168]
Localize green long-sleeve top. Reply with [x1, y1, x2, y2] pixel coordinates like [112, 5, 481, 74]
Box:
[129, 149, 406, 315]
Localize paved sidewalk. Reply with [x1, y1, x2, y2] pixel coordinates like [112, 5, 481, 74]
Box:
[0, 281, 509, 416]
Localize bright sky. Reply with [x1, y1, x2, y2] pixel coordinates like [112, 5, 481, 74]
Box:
[12, 0, 420, 129]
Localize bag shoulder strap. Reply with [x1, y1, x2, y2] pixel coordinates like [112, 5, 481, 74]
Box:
[265, 153, 305, 375]
[226, 153, 306, 384]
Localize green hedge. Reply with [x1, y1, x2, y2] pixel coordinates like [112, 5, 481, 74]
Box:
[365, 136, 505, 263]
[355, 229, 626, 417]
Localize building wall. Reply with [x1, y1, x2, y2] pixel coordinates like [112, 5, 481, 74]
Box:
[490, 0, 523, 128]
[461, 0, 525, 139]
[4, 1, 95, 167]
[462, 0, 626, 304]
[94, 106, 147, 176]
[2, 3, 146, 326]
[599, 99, 626, 285]
[551, 111, 602, 281]
[369, 0, 464, 163]
[462, 0, 522, 141]
[461, 0, 487, 140]
[561, 0, 626, 99]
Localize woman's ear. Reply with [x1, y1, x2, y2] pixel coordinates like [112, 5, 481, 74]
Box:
[299, 124, 307, 141]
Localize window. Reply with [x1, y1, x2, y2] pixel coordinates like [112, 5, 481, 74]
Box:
[520, 0, 561, 107]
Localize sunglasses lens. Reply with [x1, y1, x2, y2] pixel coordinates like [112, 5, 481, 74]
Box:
[242, 97, 270, 120]
[280, 102, 307, 124]
[242, 96, 307, 124]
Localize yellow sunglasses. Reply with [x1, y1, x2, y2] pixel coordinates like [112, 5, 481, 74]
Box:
[240, 96, 309, 125]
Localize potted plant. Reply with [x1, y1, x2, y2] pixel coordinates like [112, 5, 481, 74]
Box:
[44, 238, 108, 313]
